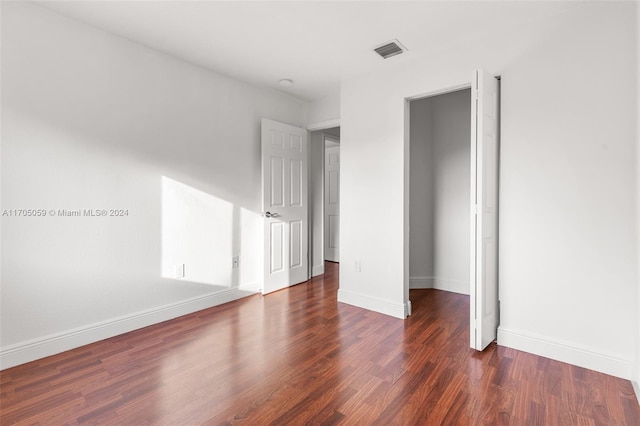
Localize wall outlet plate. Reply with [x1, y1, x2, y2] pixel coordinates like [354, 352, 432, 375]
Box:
[232, 256, 239, 268]
[175, 264, 185, 278]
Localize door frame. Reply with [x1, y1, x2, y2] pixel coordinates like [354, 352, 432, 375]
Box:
[404, 75, 500, 348]
[306, 120, 340, 279]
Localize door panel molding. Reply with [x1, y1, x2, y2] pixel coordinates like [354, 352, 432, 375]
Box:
[262, 118, 309, 294]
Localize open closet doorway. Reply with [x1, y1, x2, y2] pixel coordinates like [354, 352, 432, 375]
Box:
[409, 89, 472, 296]
[408, 69, 500, 351]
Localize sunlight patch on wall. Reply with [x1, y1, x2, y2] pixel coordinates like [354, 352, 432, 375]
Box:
[239, 207, 263, 291]
[161, 176, 233, 286]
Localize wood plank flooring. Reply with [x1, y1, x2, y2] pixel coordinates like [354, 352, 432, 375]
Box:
[1, 262, 639, 425]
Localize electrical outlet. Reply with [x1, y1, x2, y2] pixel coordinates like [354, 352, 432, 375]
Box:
[232, 256, 239, 268]
[175, 264, 185, 279]
[355, 260, 361, 272]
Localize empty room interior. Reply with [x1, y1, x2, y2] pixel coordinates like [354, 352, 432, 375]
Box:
[1, 1, 639, 424]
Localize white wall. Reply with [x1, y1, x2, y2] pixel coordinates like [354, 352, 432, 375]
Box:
[324, 127, 340, 139]
[409, 99, 434, 287]
[309, 130, 325, 276]
[340, 2, 638, 379]
[0, 2, 306, 368]
[308, 89, 340, 129]
[410, 90, 470, 294]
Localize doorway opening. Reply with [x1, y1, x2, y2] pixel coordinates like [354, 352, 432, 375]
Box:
[409, 89, 472, 296]
[309, 127, 340, 278]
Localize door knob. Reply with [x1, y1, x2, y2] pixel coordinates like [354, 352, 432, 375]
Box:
[264, 211, 280, 218]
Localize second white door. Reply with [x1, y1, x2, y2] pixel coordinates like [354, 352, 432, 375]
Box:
[324, 143, 340, 262]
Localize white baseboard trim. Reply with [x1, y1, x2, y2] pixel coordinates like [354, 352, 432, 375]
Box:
[432, 277, 469, 295]
[633, 381, 640, 406]
[0, 285, 258, 370]
[410, 276, 469, 295]
[337, 289, 407, 319]
[409, 276, 433, 289]
[312, 264, 325, 277]
[498, 326, 632, 380]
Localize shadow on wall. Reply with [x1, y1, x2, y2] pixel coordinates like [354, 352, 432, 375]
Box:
[161, 176, 261, 288]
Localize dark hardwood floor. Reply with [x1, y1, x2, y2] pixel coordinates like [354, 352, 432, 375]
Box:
[1, 262, 639, 425]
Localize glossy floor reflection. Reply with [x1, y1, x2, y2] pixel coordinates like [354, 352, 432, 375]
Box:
[1, 262, 638, 424]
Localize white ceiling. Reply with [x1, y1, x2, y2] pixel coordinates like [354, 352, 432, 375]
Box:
[35, 1, 577, 102]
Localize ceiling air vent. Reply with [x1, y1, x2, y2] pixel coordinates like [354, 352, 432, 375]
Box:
[373, 39, 407, 59]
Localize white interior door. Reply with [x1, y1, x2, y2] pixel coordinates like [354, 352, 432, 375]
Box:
[470, 69, 499, 350]
[324, 142, 340, 262]
[261, 118, 309, 294]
